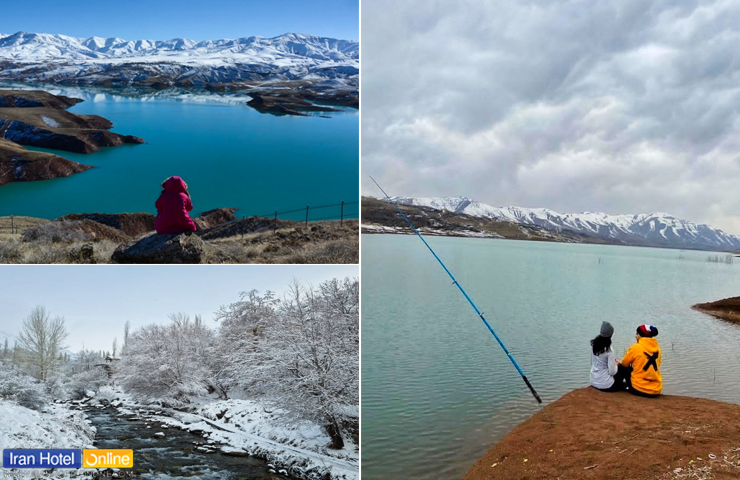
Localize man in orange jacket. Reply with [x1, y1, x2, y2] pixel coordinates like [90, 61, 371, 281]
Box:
[620, 324, 662, 397]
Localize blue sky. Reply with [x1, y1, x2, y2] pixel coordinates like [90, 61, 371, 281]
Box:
[0, 265, 358, 352]
[0, 0, 358, 41]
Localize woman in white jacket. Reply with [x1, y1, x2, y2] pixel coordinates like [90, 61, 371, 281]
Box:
[590, 321, 628, 392]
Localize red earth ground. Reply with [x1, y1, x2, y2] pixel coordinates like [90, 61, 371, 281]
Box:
[463, 387, 740, 480]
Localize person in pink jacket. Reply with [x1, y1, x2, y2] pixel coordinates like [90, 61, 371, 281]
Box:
[154, 176, 197, 234]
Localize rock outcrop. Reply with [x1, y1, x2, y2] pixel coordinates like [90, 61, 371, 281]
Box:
[192, 207, 238, 230]
[60, 209, 237, 237]
[0, 90, 144, 183]
[111, 232, 207, 264]
[692, 296, 740, 324]
[0, 90, 83, 109]
[0, 137, 92, 186]
[246, 92, 340, 116]
[0, 111, 144, 154]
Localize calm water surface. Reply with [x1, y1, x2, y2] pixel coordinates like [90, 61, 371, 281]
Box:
[0, 85, 358, 220]
[362, 235, 740, 480]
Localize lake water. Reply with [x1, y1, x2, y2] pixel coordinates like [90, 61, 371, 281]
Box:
[361, 234, 740, 480]
[0, 85, 358, 221]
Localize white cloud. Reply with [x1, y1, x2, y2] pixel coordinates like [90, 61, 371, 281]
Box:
[362, 0, 740, 233]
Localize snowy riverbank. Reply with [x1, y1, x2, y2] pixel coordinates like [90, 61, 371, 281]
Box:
[0, 400, 95, 455]
[85, 388, 358, 480]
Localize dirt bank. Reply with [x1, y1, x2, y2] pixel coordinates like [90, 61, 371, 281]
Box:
[692, 297, 740, 325]
[464, 387, 740, 480]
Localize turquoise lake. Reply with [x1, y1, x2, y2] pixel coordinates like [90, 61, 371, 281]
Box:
[0, 85, 358, 221]
[361, 234, 740, 480]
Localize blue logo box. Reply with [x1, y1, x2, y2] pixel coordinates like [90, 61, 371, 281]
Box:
[3, 449, 81, 468]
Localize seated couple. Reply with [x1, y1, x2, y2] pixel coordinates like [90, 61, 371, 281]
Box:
[590, 321, 662, 397]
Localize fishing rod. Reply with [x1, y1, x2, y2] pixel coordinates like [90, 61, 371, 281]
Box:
[369, 175, 543, 404]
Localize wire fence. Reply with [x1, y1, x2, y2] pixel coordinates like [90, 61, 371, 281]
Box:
[0, 200, 359, 235]
[1, 215, 21, 234]
[244, 200, 359, 233]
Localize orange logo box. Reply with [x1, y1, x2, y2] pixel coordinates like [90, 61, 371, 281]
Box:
[82, 449, 133, 468]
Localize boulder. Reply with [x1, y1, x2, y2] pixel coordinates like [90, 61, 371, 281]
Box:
[111, 232, 207, 264]
[218, 447, 249, 457]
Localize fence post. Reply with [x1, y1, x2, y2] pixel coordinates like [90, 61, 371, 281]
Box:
[11, 215, 14, 234]
[274, 210, 278, 234]
[340, 201, 344, 226]
[305, 205, 309, 229]
[241, 216, 245, 240]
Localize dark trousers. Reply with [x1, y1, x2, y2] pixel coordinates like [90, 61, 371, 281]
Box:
[596, 365, 632, 392]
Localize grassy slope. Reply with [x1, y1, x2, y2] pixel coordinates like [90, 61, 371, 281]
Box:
[0, 216, 358, 264]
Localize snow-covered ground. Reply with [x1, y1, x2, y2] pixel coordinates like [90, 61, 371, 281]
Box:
[361, 223, 502, 238]
[0, 400, 95, 455]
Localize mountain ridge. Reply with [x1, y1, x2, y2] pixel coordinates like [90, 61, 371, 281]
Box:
[0, 31, 359, 92]
[387, 195, 740, 251]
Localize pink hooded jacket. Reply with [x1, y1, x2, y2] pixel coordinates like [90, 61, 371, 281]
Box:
[154, 176, 197, 234]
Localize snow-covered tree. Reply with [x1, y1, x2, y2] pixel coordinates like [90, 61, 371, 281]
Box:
[17, 306, 68, 381]
[218, 278, 359, 449]
[118, 313, 217, 403]
[214, 289, 279, 394]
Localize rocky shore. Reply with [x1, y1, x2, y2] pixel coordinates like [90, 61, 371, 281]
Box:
[246, 88, 358, 116]
[463, 387, 740, 480]
[0, 90, 143, 185]
[692, 296, 740, 325]
[0, 137, 92, 185]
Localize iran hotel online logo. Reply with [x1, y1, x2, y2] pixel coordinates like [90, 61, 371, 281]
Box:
[2, 449, 133, 469]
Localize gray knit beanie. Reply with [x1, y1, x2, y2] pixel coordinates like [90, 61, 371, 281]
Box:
[599, 321, 614, 338]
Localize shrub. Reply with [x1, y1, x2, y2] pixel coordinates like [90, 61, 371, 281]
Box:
[0, 365, 48, 410]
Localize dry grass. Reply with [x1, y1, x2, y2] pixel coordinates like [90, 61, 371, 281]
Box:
[0, 235, 118, 264]
[0, 215, 49, 235]
[205, 221, 359, 264]
[0, 219, 358, 264]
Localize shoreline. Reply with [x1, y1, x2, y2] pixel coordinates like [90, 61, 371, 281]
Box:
[463, 387, 740, 480]
[361, 229, 740, 255]
[692, 296, 740, 325]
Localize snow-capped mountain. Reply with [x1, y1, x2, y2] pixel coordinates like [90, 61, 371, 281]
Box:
[390, 196, 740, 250]
[0, 31, 358, 88]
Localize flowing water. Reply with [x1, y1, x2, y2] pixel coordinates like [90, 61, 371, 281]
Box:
[78, 403, 280, 479]
[361, 234, 740, 480]
[0, 84, 358, 221]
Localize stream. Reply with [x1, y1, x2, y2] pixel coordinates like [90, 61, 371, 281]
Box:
[74, 403, 287, 480]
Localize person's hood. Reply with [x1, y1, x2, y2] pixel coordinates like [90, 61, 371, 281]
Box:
[638, 337, 660, 351]
[163, 176, 187, 193]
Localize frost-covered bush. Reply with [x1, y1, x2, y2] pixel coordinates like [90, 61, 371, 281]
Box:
[0, 364, 49, 410]
[95, 385, 119, 403]
[66, 368, 109, 400]
[118, 314, 216, 403]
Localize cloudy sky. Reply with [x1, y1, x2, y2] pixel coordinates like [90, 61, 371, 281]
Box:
[361, 0, 740, 234]
[0, 265, 357, 352]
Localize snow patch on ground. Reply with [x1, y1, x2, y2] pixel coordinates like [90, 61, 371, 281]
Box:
[41, 115, 60, 127]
